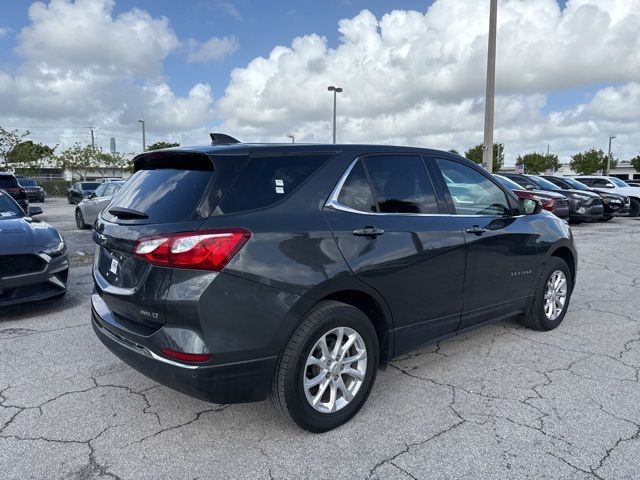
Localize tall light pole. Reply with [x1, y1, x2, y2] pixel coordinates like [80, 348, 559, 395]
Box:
[138, 120, 146, 152]
[328, 85, 343, 144]
[287, 134, 295, 143]
[606, 135, 616, 175]
[482, 0, 498, 172]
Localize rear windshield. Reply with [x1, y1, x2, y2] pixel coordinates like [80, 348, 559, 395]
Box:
[0, 192, 23, 218]
[103, 168, 212, 223]
[215, 154, 331, 214]
[19, 179, 37, 186]
[0, 176, 18, 188]
[81, 182, 101, 190]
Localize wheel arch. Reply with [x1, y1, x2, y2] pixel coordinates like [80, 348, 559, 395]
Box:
[548, 245, 576, 286]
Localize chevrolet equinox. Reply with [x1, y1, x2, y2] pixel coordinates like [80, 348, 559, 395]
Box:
[91, 140, 577, 432]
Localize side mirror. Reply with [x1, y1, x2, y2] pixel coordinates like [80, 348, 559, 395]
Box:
[519, 197, 542, 215]
[28, 206, 43, 216]
[604, 183, 615, 189]
[89, 192, 97, 199]
[525, 184, 536, 190]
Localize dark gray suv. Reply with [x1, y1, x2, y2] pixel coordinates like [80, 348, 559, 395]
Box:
[91, 142, 577, 431]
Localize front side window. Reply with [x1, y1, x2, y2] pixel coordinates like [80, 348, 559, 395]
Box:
[363, 155, 439, 214]
[506, 175, 537, 190]
[436, 159, 511, 216]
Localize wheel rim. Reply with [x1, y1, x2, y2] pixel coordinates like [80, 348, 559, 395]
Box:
[544, 270, 568, 321]
[75, 210, 83, 228]
[303, 326, 367, 414]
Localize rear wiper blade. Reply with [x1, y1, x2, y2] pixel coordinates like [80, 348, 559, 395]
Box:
[108, 207, 149, 219]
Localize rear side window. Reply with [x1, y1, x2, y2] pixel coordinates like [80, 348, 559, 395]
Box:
[363, 155, 438, 214]
[104, 169, 212, 223]
[0, 176, 18, 189]
[216, 154, 330, 214]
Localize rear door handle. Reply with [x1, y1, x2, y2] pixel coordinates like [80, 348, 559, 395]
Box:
[464, 225, 487, 235]
[352, 226, 385, 237]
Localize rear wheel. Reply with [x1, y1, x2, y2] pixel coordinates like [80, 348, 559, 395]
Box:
[629, 198, 640, 218]
[600, 216, 613, 222]
[522, 257, 572, 331]
[75, 208, 88, 229]
[271, 300, 379, 432]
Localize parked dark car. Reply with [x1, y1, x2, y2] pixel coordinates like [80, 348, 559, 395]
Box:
[91, 143, 577, 432]
[494, 174, 570, 219]
[571, 176, 640, 218]
[0, 172, 29, 212]
[17, 177, 45, 202]
[626, 180, 640, 187]
[501, 173, 603, 223]
[541, 175, 629, 220]
[0, 190, 68, 306]
[67, 181, 101, 204]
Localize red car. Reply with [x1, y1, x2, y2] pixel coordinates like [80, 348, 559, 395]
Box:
[494, 174, 570, 219]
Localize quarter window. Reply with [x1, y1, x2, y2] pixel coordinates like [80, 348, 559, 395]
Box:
[337, 161, 376, 213]
[436, 159, 511, 216]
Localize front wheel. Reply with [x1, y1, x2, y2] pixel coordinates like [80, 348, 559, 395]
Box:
[271, 300, 379, 432]
[522, 257, 573, 331]
[629, 199, 640, 218]
[75, 208, 88, 229]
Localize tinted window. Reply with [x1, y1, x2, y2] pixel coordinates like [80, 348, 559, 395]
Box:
[217, 154, 330, 214]
[494, 175, 522, 190]
[363, 155, 438, 214]
[81, 182, 100, 190]
[557, 177, 590, 191]
[0, 191, 23, 218]
[19, 179, 37, 186]
[0, 176, 18, 188]
[576, 178, 594, 186]
[436, 159, 510, 216]
[610, 178, 628, 187]
[106, 168, 212, 223]
[531, 176, 561, 190]
[337, 161, 376, 213]
[505, 175, 537, 190]
[592, 179, 614, 188]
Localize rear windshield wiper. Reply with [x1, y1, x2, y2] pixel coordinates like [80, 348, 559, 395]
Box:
[108, 207, 149, 219]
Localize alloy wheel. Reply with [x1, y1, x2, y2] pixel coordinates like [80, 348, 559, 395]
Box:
[303, 326, 367, 414]
[544, 270, 567, 321]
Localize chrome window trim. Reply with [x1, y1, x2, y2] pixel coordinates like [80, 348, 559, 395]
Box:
[324, 157, 516, 219]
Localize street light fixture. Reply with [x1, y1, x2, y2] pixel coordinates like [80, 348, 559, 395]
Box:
[328, 85, 343, 144]
[606, 135, 616, 175]
[138, 120, 146, 152]
[287, 134, 295, 143]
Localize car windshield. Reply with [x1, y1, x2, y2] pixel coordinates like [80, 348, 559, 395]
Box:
[19, 179, 37, 186]
[559, 177, 591, 191]
[494, 175, 522, 190]
[531, 176, 561, 190]
[81, 182, 100, 190]
[0, 192, 24, 218]
[610, 177, 629, 187]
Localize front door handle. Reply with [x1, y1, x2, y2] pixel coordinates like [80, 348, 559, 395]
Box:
[352, 226, 385, 237]
[464, 225, 487, 235]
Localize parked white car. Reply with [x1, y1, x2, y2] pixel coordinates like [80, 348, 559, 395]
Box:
[572, 176, 640, 217]
[75, 181, 125, 229]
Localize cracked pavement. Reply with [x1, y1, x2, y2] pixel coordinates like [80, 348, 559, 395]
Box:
[1, 199, 639, 479]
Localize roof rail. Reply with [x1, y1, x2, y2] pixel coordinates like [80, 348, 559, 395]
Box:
[210, 133, 241, 145]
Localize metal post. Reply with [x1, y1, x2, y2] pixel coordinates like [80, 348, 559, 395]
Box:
[89, 127, 95, 150]
[328, 86, 342, 144]
[482, 0, 498, 172]
[287, 135, 295, 143]
[138, 120, 146, 152]
[606, 136, 615, 175]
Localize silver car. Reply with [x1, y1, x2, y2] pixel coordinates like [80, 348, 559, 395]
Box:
[75, 181, 125, 229]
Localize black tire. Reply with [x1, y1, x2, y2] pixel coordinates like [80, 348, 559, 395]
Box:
[629, 198, 640, 218]
[75, 208, 88, 229]
[522, 257, 573, 331]
[599, 216, 613, 222]
[67, 195, 74, 204]
[270, 300, 379, 432]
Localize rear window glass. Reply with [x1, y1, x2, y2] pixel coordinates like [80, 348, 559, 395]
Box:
[19, 179, 37, 186]
[81, 182, 101, 190]
[104, 168, 212, 223]
[0, 176, 18, 188]
[216, 154, 330, 214]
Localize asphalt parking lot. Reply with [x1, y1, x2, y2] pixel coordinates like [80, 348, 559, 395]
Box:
[1, 198, 639, 480]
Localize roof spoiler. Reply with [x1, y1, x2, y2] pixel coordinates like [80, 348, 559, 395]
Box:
[210, 133, 241, 145]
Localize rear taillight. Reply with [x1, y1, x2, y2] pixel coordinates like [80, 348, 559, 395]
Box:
[132, 228, 250, 271]
[537, 197, 555, 211]
[159, 348, 211, 363]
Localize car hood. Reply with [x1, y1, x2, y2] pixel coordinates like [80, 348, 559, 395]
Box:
[0, 217, 62, 253]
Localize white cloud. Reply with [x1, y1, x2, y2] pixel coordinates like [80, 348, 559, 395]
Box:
[187, 36, 239, 63]
[0, 0, 215, 153]
[0, 27, 11, 38]
[216, 0, 640, 164]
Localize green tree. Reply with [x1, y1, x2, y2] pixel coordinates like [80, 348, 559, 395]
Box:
[147, 141, 179, 151]
[464, 143, 504, 172]
[569, 148, 617, 175]
[630, 154, 640, 172]
[0, 127, 29, 171]
[6, 140, 56, 174]
[515, 152, 562, 175]
[96, 151, 129, 177]
[56, 143, 100, 180]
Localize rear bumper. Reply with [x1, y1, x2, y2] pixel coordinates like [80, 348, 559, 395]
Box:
[0, 253, 69, 306]
[91, 294, 277, 404]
